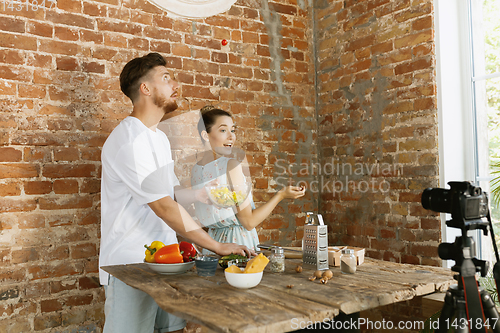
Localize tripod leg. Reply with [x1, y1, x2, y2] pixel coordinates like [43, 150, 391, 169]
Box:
[455, 298, 471, 333]
[480, 288, 500, 333]
[438, 290, 461, 333]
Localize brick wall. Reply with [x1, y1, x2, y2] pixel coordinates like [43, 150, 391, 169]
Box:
[0, 0, 443, 331]
[0, 0, 316, 331]
[315, 0, 441, 266]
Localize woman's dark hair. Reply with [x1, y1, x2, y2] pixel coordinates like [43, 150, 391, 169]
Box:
[120, 53, 167, 102]
[198, 105, 233, 143]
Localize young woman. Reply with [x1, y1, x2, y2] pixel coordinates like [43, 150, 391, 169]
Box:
[191, 106, 305, 254]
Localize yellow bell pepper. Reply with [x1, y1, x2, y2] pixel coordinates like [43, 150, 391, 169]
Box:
[144, 241, 165, 263]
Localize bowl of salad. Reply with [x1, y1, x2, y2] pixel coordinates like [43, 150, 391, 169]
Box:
[205, 183, 251, 209]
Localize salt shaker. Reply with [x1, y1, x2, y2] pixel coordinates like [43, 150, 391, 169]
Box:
[340, 248, 356, 274]
[269, 246, 285, 273]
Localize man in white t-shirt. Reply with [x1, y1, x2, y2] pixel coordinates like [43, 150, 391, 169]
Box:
[99, 53, 253, 333]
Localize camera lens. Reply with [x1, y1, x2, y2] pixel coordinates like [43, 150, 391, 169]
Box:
[438, 242, 457, 261]
[421, 188, 452, 214]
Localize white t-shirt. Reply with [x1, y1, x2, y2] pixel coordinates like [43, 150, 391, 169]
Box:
[99, 116, 179, 285]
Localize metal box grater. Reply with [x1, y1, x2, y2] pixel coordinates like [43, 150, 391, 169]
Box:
[302, 213, 329, 270]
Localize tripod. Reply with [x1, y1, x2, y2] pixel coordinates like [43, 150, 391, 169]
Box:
[437, 235, 500, 333]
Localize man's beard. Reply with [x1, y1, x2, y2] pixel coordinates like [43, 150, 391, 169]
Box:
[153, 89, 178, 114]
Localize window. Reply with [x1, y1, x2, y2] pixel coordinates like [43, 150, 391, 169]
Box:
[435, 0, 500, 266]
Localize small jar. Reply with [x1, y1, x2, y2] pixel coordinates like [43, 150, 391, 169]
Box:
[340, 249, 356, 274]
[269, 246, 285, 273]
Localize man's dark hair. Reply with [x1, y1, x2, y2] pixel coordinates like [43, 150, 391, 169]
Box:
[119, 53, 167, 102]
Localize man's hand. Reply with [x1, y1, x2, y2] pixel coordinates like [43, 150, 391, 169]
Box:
[215, 243, 256, 258]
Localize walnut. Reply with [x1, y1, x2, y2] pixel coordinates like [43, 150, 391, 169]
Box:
[322, 270, 333, 280]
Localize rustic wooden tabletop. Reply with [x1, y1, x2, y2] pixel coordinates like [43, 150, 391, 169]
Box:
[102, 258, 456, 333]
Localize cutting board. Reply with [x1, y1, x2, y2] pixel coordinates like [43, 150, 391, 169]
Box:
[261, 247, 302, 259]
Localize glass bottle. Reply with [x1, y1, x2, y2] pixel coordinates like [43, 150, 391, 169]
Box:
[340, 248, 356, 274]
[269, 246, 285, 273]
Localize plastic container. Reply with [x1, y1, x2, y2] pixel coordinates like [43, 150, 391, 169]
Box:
[341, 249, 356, 274]
[195, 256, 218, 276]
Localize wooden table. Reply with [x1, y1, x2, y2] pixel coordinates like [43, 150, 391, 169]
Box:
[101, 258, 456, 333]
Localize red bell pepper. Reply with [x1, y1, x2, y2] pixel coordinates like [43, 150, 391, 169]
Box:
[179, 241, 197, 262]
[154, 244, 184, 264]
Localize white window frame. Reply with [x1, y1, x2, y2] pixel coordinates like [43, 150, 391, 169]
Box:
[435, 0, 496, 267]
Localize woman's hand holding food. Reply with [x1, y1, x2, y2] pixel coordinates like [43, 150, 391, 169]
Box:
[278, 185, 306, 200]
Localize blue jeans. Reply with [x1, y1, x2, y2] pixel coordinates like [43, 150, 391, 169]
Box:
[103, 276, 186, 333]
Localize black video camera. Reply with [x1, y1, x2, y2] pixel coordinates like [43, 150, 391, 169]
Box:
[421, 181, 489, 230]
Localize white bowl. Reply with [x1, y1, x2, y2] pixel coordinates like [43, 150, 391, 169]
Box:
[144, 261, 195, 275]
[205, 184, 251, 209]
[224, 270, 263, 289]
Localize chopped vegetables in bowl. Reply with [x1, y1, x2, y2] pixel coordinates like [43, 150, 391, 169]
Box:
[205, 184, 251, 209]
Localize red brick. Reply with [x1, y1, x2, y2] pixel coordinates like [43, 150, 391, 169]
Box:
[46, 11, 94, 29]
[41, 298, 63, 313]
[26, 21, 53, 37]
[212, 52, 228, 63]
[42, 164, 95, 178]
[39, 40, 79, 56]
[80, 148, 101, 161]
[0, 266, 26, 283]
[0, 49, 24, 65]
[18, 84, 46, 99]
[33, 313, 62, 331]
[0, 80, 15, 95]
[26, 53, 52, 68]
[83, 2, 107, 16]
[181, 85, 217, 100]
[29, 262, 81, 280]
[53, 147, 79, 161]
[0, 65, 32, 81]
[24, 147, 51, 162]
[78, 276, 100, 290]
[71, 243, 97, 259]
[50, 278, 77, 294]
[66, 294, 94, 307]
[56, 0, 82, 12]
[150, 40, 170, 53]
[56, 56, 79, 71]
[0, 163, 39, 179]
[12, 132, 65, 146]
[39, 194, 93, 210]
[54, 26, 79, 41]
[0, 181, 21, 196]
[0, 147, 22, 162]
[12, 247, 40, 263]
[0, 197, 37, 213]
[0, 17, 25, 33]
[18, 213, 46, 229]
[79, 210, 100, 225]
[53, 179, 79, 194]
[262, 217, 288, 229]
